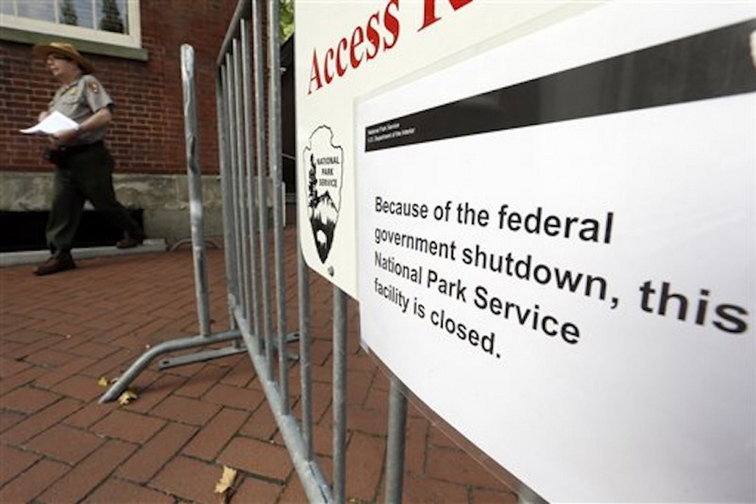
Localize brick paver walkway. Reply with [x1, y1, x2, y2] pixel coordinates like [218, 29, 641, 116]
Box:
[0, 223, 518, 503]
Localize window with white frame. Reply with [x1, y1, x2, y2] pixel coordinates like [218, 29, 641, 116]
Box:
[0, 0, 141, 48]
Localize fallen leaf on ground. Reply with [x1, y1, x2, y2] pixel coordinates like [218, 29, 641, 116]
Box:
[118, 390, 138, 405]
[214, 465, 238, 503]
[97, 377, 109, 388]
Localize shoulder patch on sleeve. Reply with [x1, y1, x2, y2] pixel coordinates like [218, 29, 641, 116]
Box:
[87, 81, 100, 94]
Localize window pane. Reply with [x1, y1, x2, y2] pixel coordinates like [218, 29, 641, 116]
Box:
[1, 1, 14, 16]
[60, 0, 79, 26]
[18, 0, 56, 22]
[97, 0, 126, 34]
[119, 0, 128, 34]
[72, 0, 94, 29]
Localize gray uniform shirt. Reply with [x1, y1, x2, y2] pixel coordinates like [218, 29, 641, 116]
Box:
[49, 74, 113, 147]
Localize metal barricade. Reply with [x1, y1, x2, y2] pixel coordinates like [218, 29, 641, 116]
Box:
[215, 2, 350, 500]
[100, 1, 412, 502]
[215, 1, 413, 499]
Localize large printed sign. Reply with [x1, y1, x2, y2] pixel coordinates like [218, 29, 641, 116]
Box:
[356, 3, 755, 503]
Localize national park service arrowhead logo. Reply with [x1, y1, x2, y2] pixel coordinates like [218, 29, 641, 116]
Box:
[304, 126, 343, 264]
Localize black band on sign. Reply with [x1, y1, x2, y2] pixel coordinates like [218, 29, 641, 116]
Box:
[364, 19, 756, 152]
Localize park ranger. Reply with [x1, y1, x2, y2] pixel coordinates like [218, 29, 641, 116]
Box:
[31, 42, 145, 276]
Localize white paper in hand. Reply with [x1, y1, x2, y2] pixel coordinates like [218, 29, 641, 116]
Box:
[20, 111, 78, 135]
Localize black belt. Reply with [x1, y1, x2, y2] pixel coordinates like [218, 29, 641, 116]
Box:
[59, 140, 104, 156]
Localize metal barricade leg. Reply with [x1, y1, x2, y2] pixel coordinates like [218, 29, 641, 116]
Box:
[333, 287, 348, 504]
[385, 377, 409, 503]
[98, 329, 242, 403]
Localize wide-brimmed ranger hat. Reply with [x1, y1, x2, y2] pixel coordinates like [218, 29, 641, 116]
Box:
[33, 42, 95, 74]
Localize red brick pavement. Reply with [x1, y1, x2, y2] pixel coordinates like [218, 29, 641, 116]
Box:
[0, 223, 519, 503]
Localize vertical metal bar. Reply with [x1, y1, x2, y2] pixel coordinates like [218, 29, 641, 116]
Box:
[240, 19, 263, 348]
[225, 53, 242, 303]
[267, 0, 289, 414]
[298, 240, 313, 460]
[252, 0, 274, 378]
[230, 50, 247, 311]
[221, 60, 240, 302]
[227, 52, 239, 305]
[217, 63, 237, 328]
[231, 41, 246, 312]
[333, 286, 348, 504]
[385, 377, 408, 503]
[232, 39, 251, 317]
[180, 44, 211, 337]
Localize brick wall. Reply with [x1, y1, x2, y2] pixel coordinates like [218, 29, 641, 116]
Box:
[0, 0, 237, 175]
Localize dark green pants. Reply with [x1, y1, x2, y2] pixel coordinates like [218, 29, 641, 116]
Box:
[46, 142, 143, 257]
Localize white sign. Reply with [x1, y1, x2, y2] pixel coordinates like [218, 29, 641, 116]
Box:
[357, 2, 755, 503]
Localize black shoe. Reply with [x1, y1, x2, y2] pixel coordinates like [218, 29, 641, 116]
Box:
[116, 232, 144, 249]
[33, 255, 76, 276]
